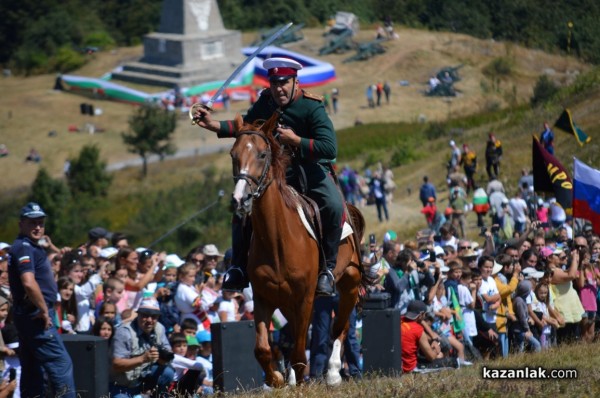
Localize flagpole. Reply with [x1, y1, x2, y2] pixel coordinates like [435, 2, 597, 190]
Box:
[567, 21, 573, 55]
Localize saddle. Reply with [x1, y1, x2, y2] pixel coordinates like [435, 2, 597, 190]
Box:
[289, 187, 327, 271]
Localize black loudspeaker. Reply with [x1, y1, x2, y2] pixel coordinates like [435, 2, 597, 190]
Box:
[80, 103, 87, 115]
[361, 308, 402, 376]
[61, 334, 109, 398]
[211, 320, 263, 392]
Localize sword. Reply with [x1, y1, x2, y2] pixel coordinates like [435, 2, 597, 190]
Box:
[189, 22, 294, 125]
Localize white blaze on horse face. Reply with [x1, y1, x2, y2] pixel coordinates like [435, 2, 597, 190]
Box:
[233, 172, 249, 204]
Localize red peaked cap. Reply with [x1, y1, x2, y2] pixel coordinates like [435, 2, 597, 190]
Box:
[264, 57, 302, 80]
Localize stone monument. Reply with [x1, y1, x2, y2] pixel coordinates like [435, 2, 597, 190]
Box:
[112, 0, 244, 88]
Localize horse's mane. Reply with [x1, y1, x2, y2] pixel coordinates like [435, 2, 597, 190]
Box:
[235, 114, 298, 210]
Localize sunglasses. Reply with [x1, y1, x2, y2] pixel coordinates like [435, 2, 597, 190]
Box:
[0, 255, 7, 262]
[459, 246, 471, 250]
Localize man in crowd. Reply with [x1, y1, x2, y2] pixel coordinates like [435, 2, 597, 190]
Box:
[110, 297, 175, 397]
[8, 202, 76, 397]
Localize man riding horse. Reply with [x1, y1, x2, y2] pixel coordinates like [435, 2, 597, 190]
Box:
[193, 57, 343, 296]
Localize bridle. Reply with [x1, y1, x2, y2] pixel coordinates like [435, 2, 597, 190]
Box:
[232, 130, 273, 201]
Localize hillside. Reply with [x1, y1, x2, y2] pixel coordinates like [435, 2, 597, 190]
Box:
[0, 26, 598, 245]
[0, 27, 588, 192]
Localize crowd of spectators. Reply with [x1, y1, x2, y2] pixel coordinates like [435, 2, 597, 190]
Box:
[2, 178, 599, 394]
[368, 214, 599, 373]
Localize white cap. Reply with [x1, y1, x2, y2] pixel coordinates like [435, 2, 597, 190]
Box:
[99, 247, 118, 259]
[492, 262, 503, 275]
[449, 140, 456, 147]
[165, 254, 185, 269]
[0, 242, 9, 251]
[263, 57, 302, 71]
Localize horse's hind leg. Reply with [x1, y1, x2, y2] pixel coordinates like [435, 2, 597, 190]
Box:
[254, 305, 284, 388]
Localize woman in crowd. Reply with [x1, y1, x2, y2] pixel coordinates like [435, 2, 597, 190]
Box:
[60, 251, 104, 333]
[55, 276, 78, 334]
[116, 247, 158, 311]
[547, 248, 584, 343]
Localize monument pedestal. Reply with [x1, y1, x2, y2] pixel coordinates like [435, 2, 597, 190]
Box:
[111, 0, 243, 88]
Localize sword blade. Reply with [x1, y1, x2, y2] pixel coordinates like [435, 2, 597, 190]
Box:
[190, 22, 293, 123]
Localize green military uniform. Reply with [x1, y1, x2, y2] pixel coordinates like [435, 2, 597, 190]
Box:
[218, 88, 344, 280]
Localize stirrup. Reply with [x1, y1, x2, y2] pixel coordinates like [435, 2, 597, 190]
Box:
[316, 270, 335, 297]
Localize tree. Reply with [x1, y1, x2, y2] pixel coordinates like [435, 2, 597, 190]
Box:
[29, 168, 71, 241]
[67, 144, 112, 197]
[122, 104, 177, 177]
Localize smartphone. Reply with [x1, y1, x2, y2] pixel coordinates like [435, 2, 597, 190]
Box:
[203, 272, 212, 284]
[8, 368, 15, 382]
[429, 250, 436, 262]
[369, 234, 376, 245]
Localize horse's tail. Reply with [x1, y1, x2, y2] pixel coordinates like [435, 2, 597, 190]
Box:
[346, 204, 377, 300]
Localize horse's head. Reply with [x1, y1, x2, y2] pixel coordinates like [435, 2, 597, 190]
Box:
[230, 114, 283, 216]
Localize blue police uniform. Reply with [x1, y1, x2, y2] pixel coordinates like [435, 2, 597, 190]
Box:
[9, 203, 76, 398]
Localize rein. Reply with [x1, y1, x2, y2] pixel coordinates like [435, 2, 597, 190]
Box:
[233, 130, 273, 199]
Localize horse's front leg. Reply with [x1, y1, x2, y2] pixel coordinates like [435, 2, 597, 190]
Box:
[326, 266, 361, 386]
[254, 307, 284, 388]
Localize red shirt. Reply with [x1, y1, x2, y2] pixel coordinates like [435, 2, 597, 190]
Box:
[401, 316, 424, 373]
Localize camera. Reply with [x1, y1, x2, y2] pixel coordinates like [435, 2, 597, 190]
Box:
[369, 234, 376, 245]
[157, 346, 174, 362]
[416, 261, 426, 269]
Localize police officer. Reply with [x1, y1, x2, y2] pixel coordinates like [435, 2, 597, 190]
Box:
[8, 203, 76, 397]
[193, 57, 343, 296]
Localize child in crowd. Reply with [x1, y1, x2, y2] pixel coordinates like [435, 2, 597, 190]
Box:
[181, 318, 199, 338]
[218, 291, 241, 322]
[428, 277, 470, 365]
[511, 280, 541, 353]
[96, 277, 124, 325]
[532, 283, 559, 349]
[169, 333, 205, 396]
[0, 296, 19, 397]
[458, 267, 482, 360]
[471, 268, 499, 359]
[196, 330, 214, 394]
[98, 302, 118, 323]
[156, 263, 181, 334]
[92, 316, 114, 342]
[55, 276, 78, 334]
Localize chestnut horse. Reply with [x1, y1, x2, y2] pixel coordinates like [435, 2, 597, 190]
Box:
[230, 114, 366, 387]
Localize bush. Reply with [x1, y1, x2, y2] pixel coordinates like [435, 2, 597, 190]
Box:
[425, 122, 446, 141]
[83, 31, 116, 49]
[51, 46, 86, 73]
[531, 74, 559, 106]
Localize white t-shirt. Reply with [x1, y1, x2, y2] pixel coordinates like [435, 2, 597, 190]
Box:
[509, 197, 528, 223]
[457, 284, 477, 337]
[440, 235, 458, 251]
[197, 355, 213, 382]
[175, 283, 202, 325]
[172, 354, 205, 381]
[479, 276, 499, 323]
[217, 299, 237, 322]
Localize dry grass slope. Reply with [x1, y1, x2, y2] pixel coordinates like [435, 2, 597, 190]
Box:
[217, 342, 599, 398]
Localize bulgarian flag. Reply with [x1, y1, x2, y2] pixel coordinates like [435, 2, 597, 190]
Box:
[271, 309, 288, 331]
[473, 187, 490, 213]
